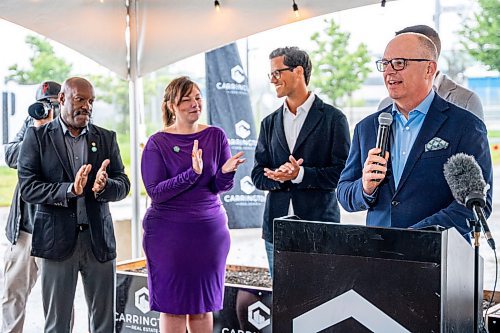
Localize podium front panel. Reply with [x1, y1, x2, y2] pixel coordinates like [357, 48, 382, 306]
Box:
[273, 218, 475, 332]
[274, 251, 440, 332]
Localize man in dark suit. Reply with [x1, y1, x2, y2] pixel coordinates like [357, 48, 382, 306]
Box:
[18, 77, 130, 332]
[337, 33, 492, 238]
[251, 47, 350, 276]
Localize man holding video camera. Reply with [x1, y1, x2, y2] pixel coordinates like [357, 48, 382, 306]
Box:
[2, 81, 61, 333]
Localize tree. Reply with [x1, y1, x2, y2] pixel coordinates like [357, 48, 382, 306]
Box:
[89, 69, 172, 135]
[309, 19, 372, 107]
[6, 35, 72, 84]
[88, 74, 130, 134]
[460, 0, 500, 72]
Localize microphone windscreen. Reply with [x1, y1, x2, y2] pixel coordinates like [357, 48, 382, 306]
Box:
[443, 153, 486, 205]
[378, 112, 393, 126]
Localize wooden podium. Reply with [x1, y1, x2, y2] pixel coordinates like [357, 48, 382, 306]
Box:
[273, 218, 478, 332]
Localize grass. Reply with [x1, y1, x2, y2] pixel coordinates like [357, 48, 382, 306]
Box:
[491, 144, 500, 165]
[0, 167, 17, 207]
[490, 130, 500, 165]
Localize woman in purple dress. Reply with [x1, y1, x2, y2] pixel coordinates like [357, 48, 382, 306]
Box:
[141, 76, 245, 333]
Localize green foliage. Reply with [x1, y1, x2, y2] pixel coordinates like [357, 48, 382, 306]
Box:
[0, 167, 17, 207]
[6, 35, 72, 84]
[309, 19, 372, 107]
[89, 74, 130, 134]
[89, 70, 172, 135]
[460, 0, 500, 71]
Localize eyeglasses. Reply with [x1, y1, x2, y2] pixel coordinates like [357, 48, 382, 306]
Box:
[268, 67, 295, 80]
[375, 58, 433, 72]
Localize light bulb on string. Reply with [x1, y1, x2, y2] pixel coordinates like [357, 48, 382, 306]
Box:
[292, 0, 300, 18]
[214, 0, 221, 12]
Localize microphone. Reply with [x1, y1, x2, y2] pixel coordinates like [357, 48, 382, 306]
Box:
[443, 153, 494, 249]
[373, 112, 393, 178]
[376, 112, 393, 157]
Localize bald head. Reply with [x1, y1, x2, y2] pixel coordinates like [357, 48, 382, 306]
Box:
[59, 77, 95, 135]
[382, 33, 438, 116]
[396, 25, 441, 57]
[386, 33, 438, 61]
[61, 77, 94, 95]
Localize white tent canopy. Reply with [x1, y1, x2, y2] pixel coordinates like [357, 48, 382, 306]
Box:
[0, 0, 387, 79]
[0, 0, 390, 257]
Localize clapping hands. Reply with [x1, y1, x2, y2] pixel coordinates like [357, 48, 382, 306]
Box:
[73, 164, 92, 196]
[192, 140, 203, 174]
[191, 139, 246, 175]
[72, 159, 110, 196]
[92, 159, 110, 193]
[264, 155, 304, 182]
[222, 152, 246, 174]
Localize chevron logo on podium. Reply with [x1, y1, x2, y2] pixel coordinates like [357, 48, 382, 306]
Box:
[292, 290, 411, 333]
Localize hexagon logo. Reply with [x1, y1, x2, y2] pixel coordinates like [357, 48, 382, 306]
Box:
[248, 301, 271, 330]
[240, 176, 256, 195]
[231, 65, 246, 84]
[235, 120, 251, 139]
[134, 287, 150, 314]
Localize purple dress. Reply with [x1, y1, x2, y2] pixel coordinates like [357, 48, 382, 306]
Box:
[141, 126, 234, 314]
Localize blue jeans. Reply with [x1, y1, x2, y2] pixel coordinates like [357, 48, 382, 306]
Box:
[264, 240, 274, 278]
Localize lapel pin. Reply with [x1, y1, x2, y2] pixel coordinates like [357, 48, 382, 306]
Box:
[173, 146, 180, 153]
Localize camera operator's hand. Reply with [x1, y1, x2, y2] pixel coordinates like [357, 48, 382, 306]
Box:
[33, 109, 53, 127]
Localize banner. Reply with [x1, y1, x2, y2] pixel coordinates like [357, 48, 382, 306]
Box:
[205, 43, 265, 229]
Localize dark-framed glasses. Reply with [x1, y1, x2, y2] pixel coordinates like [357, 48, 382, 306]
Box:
[375, 58, 433, 72]
[268, 67, 295, 80]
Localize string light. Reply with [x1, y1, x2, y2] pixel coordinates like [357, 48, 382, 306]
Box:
[292, 0, 300, 18]
[381, 0, 386, 7]
[214, 0, 221, 12]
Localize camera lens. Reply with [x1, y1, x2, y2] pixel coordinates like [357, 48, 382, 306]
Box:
[28, 102, 49, 120]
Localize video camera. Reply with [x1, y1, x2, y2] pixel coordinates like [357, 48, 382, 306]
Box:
[28, 81, 61, 120]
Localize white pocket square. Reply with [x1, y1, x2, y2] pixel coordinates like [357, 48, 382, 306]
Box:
[425, 137, 449, 152]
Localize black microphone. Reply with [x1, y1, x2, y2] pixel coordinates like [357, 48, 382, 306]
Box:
[443, 153, 495, 249]
[376, 112, 393, 157]
[373, 112, 393, 178]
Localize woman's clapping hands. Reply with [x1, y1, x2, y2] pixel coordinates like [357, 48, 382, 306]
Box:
[222, 151, 245, 174]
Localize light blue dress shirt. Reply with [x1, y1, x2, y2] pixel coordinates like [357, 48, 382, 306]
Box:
[390, 90, 435, 189]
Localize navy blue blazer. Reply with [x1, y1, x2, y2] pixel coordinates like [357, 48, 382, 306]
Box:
[18, 118, 130, 262]
[252, 95, 350, 243]
[337, 94, 492, 237]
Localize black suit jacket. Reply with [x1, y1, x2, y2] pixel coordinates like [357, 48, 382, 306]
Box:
[251, 95, 350, 243]
[18, 118, 130, 262]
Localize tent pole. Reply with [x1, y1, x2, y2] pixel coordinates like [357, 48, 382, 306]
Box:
[129, 77, 143, 259]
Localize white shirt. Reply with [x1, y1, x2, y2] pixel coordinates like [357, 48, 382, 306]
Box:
[282, 92, 315, 215]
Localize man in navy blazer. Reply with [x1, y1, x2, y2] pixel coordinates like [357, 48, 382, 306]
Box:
[337, 33, 492, 238]
[18, 77, 130, 332]
[252, 47, 350, 275]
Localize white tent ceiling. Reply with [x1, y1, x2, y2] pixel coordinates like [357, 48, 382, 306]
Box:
[0, 0, 388, 79]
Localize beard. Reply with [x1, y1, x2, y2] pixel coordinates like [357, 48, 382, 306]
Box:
[61, 109, 92, 130]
